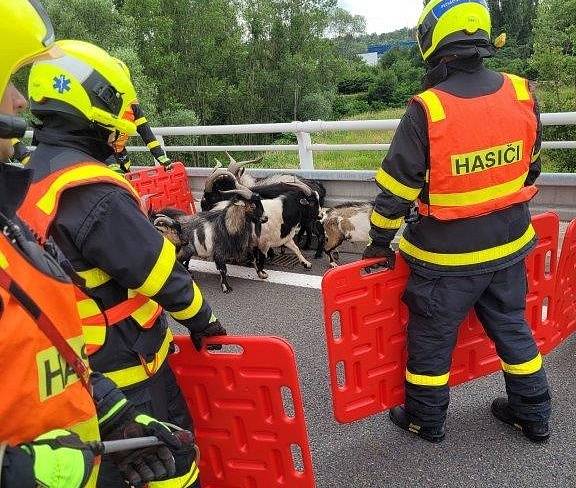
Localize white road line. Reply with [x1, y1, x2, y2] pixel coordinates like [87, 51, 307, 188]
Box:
[188, 259, 323, 289]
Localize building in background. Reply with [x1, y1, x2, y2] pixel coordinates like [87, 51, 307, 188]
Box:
[358, 40, 417, 65]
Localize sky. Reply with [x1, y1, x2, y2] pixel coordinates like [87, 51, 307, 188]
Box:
[338, 0, 423, 34]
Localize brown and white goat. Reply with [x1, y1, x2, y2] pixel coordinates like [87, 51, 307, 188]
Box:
[322, 202, 373, 267]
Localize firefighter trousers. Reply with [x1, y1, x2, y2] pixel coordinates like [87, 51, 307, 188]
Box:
[97, 362, 200, 488]
[402, 260, 551, 427]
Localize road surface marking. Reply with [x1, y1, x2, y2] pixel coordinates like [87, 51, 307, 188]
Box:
[188, 259, 323, 289]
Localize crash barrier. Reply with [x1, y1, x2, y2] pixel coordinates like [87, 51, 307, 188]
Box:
[169, 335, 315, 488]
[125, 162, 196, 214]
[322, 213, 576, 424]
[554, 219, 576, 340]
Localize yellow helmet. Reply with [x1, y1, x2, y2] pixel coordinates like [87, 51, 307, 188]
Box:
[28, 40, 138, 135]
[417, 0, 492, 62]
[0, 0, 61, 100]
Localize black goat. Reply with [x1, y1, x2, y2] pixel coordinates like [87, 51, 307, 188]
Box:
[153, 183, 267, 293]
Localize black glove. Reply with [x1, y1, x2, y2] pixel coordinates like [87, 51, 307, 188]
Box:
[102, 406, 183, 487]
[362, 244, 396, 270]
[190, 315, 227, 351]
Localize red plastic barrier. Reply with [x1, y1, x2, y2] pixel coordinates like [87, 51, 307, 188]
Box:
[554, 220, 576, 340]
[125, 162, 196, 214]
[322, 213, 562, 424]
[169, 335, 315, 488]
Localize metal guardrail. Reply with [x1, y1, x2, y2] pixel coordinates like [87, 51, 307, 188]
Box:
[21, 111, 576, 170]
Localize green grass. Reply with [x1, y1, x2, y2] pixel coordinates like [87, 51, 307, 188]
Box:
[260, 108, 405, 170]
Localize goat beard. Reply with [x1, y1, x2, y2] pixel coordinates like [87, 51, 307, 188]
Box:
[225, 204, 249, 236]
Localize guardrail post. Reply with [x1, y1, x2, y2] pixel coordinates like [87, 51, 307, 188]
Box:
[296, 132, 314, 170]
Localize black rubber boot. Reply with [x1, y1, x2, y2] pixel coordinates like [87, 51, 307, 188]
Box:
[389, 406, 445, 443]
[491, 397, 550, 443]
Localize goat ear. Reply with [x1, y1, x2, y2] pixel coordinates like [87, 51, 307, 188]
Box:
[233, 200, 246, 207]
[299, 198, 310, 206]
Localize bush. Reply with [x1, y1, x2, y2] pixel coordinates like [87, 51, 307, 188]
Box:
[537, 86, 576, 172]
[299, 92, 334, 120]
[333, 94, 370, 118]
[337, 71, 377, 95]
[367, 70, 398, 105]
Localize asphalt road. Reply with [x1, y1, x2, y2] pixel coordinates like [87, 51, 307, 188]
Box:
[169, 235, 576, 488]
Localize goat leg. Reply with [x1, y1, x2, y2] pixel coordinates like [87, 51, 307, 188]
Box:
[314, 223, 325, 259]
[215, 257, 232, 293]
[254, 248, 269, 280]
[296, 225, 311, 250]
[285, 239, 312, 269]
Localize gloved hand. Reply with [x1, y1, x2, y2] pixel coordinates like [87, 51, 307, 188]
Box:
[157, 154, 172, 167]
[104, 409, 183, 487]
[190, 315, 227, 351]
[20, 429, 95, 488]
[362, 244, 396, 270]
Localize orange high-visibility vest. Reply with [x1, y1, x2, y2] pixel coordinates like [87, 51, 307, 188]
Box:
[414, 73, 538, 221]
[18, 162, 162, 356]
[0, 232, 100, 484]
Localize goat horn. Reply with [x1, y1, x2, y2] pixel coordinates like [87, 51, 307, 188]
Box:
[285, 180, 313, 196]
[204, 168, 235, 193]
[213, 159, 223, 170]
[227, 153, 263, 176]
[153, 215, 177, 228]
[220, 188, 253, 200]
[221, 181, 254, 200]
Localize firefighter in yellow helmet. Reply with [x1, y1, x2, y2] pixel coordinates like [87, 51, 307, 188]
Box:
[21, 39, 225, 487]
[363, 0, 550, 443]
[1, 2, 190, 487]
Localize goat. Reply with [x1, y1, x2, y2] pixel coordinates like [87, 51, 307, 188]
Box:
[322, 202, 373, 268]
[252, 173, 326, 256]
[153, 182, 267, 293]
[251, 180, 320, 279]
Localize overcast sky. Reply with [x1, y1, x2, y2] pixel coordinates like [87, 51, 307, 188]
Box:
[338, 0, 423, 34]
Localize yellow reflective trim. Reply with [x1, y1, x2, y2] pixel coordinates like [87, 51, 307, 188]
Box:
[82, 325, 106, 347]
[37, 165, 140, 215]
[10, 138, 19, 145]
[505, 73, 530, 101]
[77, 298, 102, 319]
[147, 140, 161, 150]
[532, 150, 541, 163]
[406, 369, 449, 387]
[370, 210, 404, 230]
[170, 282, 204, 321]
[0, 252, 8, 269]
[70, 414, 101, 486]
[131, 299, 161, 326]
[502, 354, 543, 375]
[417, 90, 446, 122]
[77, 268, 111, 288]
[428, 172, 528, 207]
[104, 329, 173, 388]
[135, 116, 147, 127]
[136, 238, 176, 296]
[149, 461, 199, 487]
[375, 168, 422, 201]
[400, 224, 536, 266]
[21, 155, 31, 166]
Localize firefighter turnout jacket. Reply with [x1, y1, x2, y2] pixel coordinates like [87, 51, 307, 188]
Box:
[19, 128, 214, 390]
[370, 61, 542, 275]
[0, 164, 100, 487]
